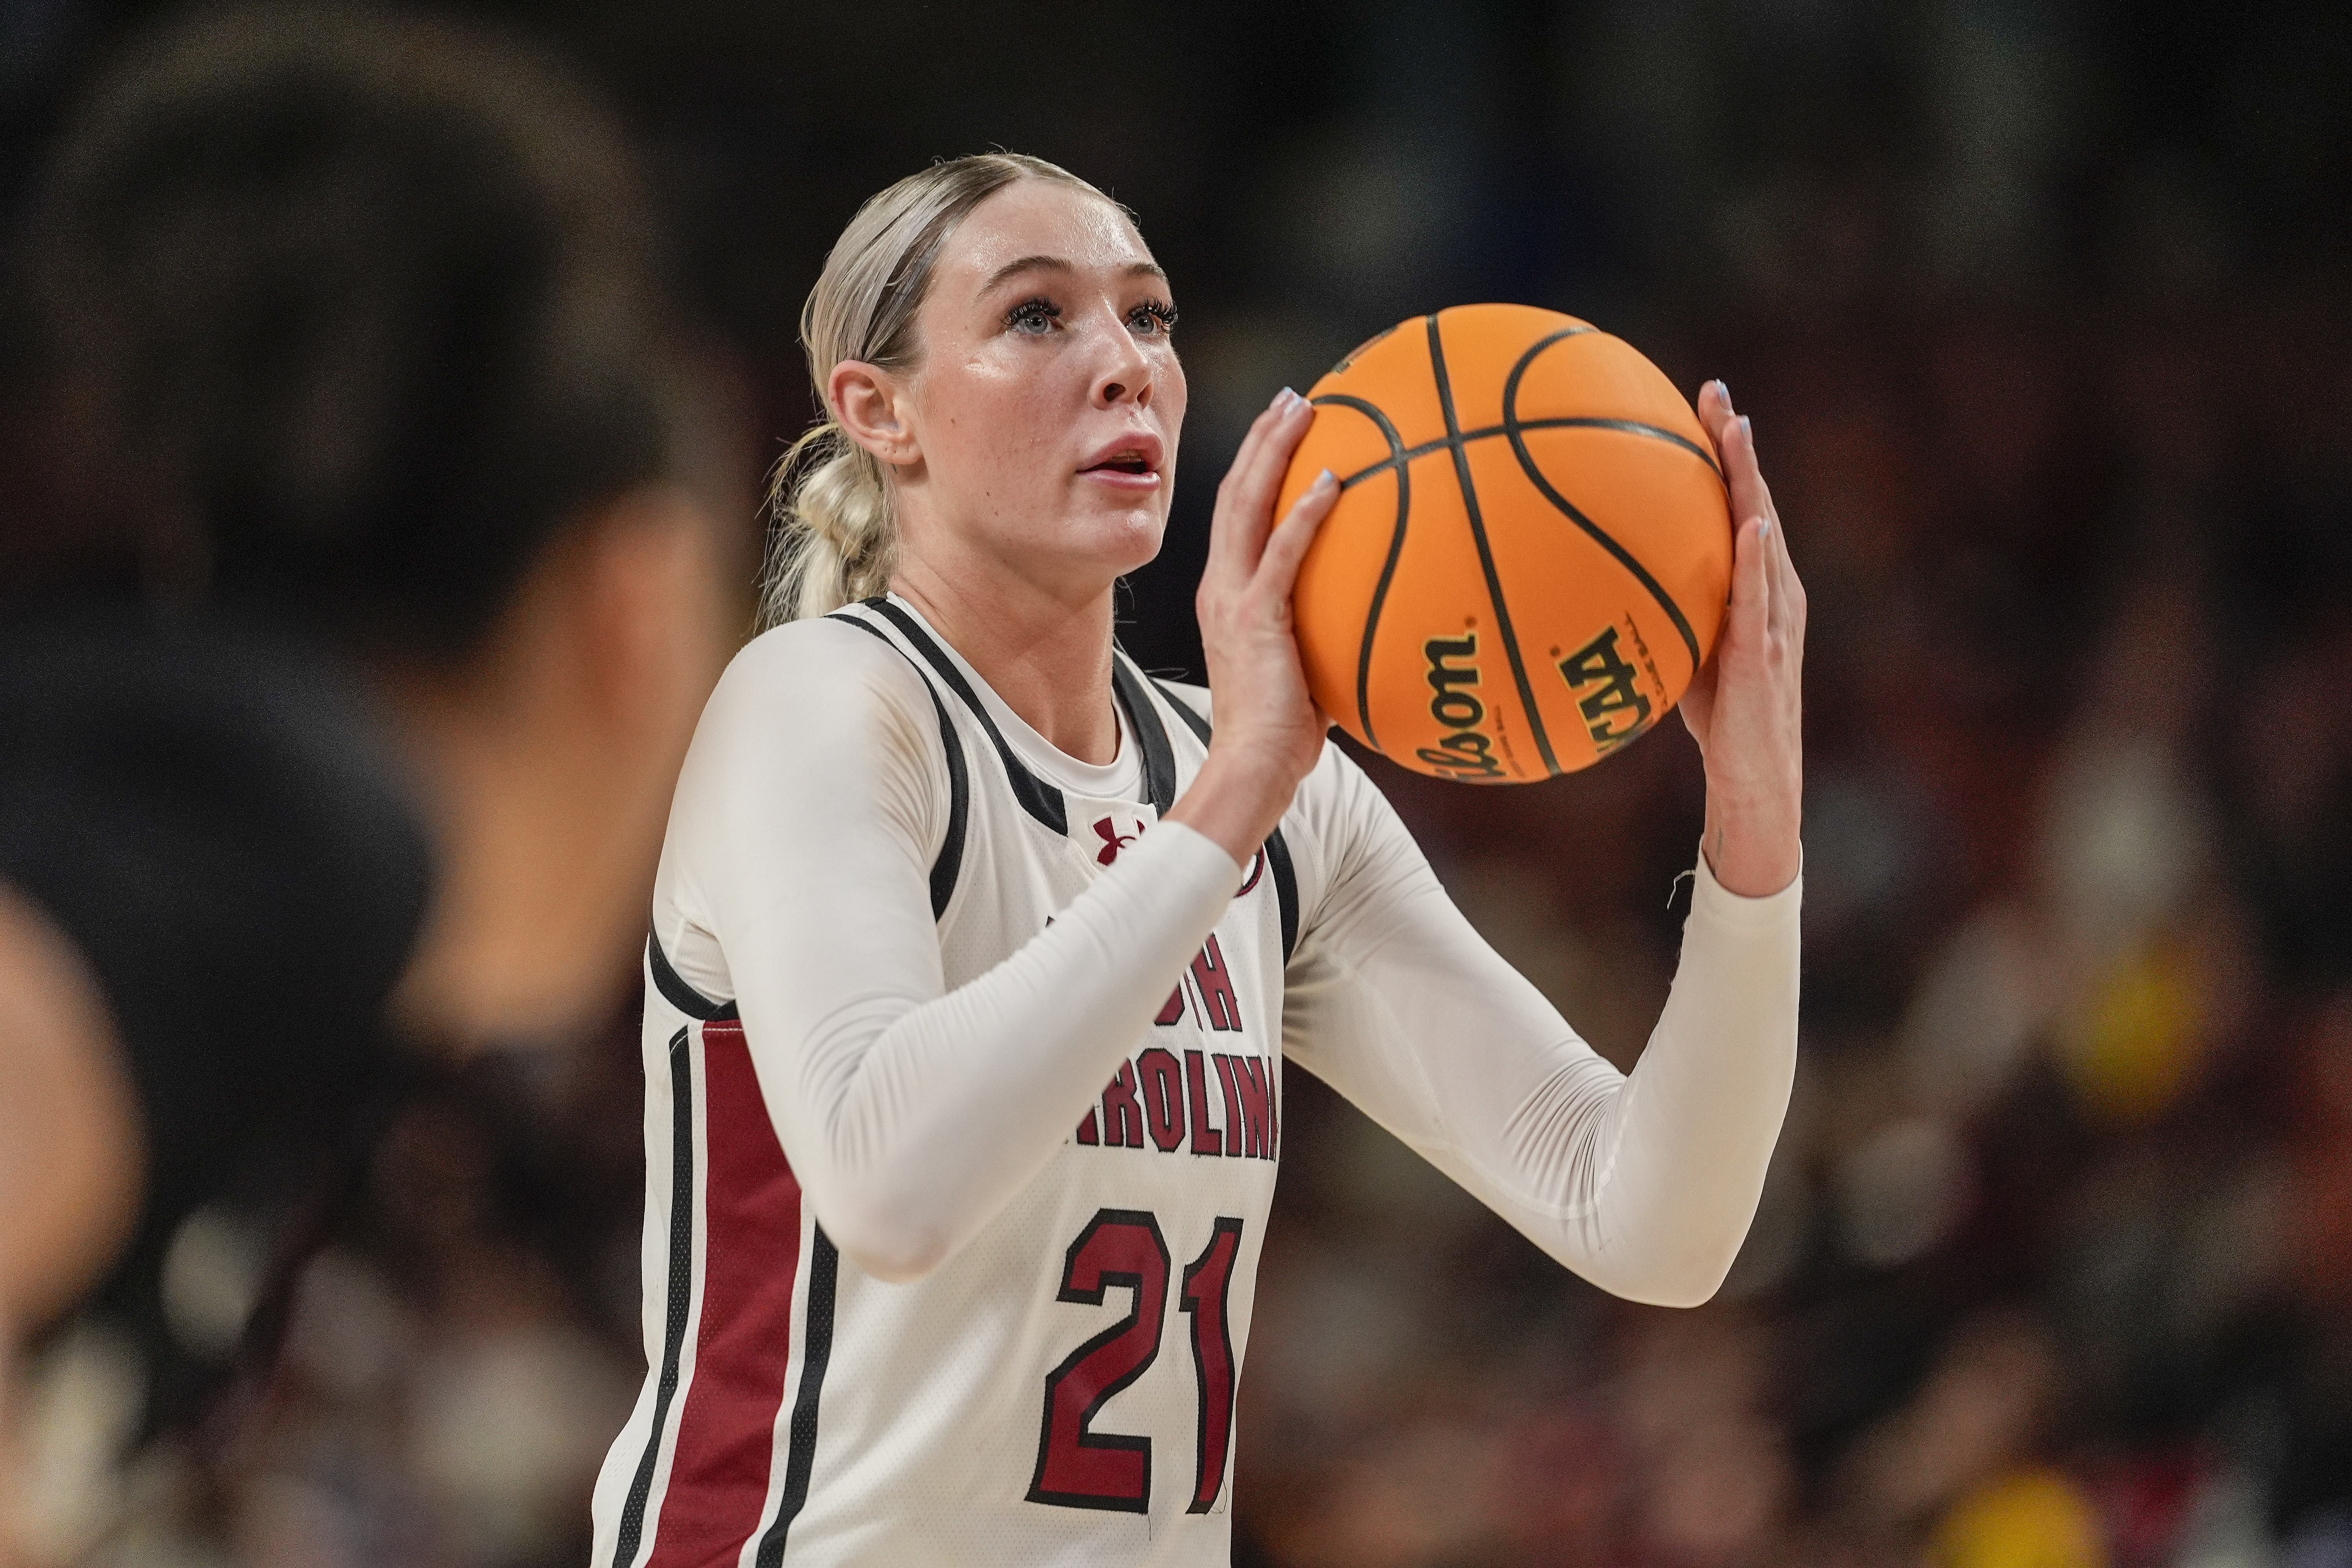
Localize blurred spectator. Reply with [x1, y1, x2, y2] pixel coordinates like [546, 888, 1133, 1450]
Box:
[1, 5, 742, 1559]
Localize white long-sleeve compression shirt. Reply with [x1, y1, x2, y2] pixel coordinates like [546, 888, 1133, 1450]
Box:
[651, 610, 1800, 1304]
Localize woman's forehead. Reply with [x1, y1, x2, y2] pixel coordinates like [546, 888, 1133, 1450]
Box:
[939, 180, 1159, 295]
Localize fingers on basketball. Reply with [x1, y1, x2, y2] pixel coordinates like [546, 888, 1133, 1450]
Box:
[1261, 472, 1338, 587]
[1208, 400, 1292, 575]
[1226, 399, 1313, 539]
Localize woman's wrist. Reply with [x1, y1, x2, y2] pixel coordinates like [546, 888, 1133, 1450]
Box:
[1165, 744, 1296, 869]
[1700, 795, 1802, 899]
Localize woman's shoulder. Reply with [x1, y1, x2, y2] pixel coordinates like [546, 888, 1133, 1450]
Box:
[708, 613, 938, 725]
[673, 606, 955, 808]
[726, 610, 922, 684]
[673, 615, 952, 815]
[666, 613, 951, 857]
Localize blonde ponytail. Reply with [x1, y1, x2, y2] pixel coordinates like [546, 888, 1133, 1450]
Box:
[757, 152, 1116, 629]
[759, 422, 898, 626]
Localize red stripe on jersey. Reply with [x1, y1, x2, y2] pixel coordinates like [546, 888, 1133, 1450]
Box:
[648, 1019, 802, 1568]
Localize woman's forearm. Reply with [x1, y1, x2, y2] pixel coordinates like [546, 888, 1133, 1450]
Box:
[1281, 758, 1799, 1308]
[732, 822, 1241, 1282]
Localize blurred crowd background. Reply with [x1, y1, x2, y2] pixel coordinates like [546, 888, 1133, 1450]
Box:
[4, 0, 2350, 1564]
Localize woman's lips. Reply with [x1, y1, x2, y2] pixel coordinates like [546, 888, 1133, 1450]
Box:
[1078, 431, 1166, 487]
[1079, 465, 1162, 491]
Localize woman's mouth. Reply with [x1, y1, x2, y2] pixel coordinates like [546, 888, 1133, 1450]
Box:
[1079, 437, 1165, 490]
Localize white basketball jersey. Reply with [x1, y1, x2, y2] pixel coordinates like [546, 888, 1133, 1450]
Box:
[593, 598, 1298, 1567]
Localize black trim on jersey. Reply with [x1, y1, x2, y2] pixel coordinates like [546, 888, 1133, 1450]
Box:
[1262, 831, 1301, 965]
[648, 930, 740, 1022]
[611, 1027, 699, 1568]
[1147, 679, 1302, 964]
[827, 610, 969, 918]
[752, 1227, 840, 1567]
[1110, 651, 1179, 815]
[866, 598, 1068, 835]
[1151, 681, 1211, 748]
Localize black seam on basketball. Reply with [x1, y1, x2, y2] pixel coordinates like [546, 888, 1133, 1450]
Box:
[1335, 415, 1720, 489]
[868, 597, 1069, 835]
[829, 610, 967, 917]
[1308, 392, 1409, 749]
[1332, 321, 1401, 373]
[1500, 332, 1705, 676]
[1425, 314, 1560, 778]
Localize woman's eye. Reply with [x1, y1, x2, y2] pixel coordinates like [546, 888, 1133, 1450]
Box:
[1007, 298, 1060, 335]
[1130, 302, 1178, 337]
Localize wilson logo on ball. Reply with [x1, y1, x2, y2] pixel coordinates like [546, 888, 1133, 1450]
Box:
[1416, 633, 1504, 780]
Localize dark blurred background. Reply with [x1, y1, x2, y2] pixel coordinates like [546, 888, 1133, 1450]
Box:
[4, 2, 2350, 1564]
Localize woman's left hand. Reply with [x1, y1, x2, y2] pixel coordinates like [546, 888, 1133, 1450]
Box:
[1677, 381, 1804, 898]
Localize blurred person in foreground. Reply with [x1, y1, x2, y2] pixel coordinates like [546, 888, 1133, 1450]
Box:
[0, 5, 737, 1551]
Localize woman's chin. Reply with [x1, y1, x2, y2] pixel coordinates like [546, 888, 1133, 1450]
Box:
[1059, 503, 1167, 578]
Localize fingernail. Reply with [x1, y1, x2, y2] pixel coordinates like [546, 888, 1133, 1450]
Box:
[1270, 386, 1293, 410]
[1758, 519, 1771, 541]
[1316, 467, 1338, 490]
[1739, 414, 1753, 444]
[1715, 379, 1732, 408]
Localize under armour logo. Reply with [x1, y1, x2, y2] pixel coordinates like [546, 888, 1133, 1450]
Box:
[1093, 816, 1138, 866]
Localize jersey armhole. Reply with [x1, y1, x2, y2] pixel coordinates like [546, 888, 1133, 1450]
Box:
[647, 927, 738, 1021]
[826, 610, 969, 921]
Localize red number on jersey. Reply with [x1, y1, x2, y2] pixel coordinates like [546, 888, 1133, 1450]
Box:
[1028, 1210, 1249, 1515]
[1180, 1218, 1244, 1512]
[1025, 1210, 1170, 1512]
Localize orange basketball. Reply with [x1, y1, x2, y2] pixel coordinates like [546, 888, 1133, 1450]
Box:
[1276, 303, 1733, 782]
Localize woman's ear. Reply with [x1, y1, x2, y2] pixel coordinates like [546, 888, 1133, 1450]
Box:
[830, 361, 918, 466]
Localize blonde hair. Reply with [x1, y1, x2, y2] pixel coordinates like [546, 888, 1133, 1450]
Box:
[759, 152, 1116, 628]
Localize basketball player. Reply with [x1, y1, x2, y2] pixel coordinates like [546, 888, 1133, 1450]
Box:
[0, 5, 733, 1529]
[595, 154, 1804, 1565]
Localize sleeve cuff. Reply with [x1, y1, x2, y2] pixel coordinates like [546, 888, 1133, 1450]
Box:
[1688, 848, 1803, 929]
[1131, 819, 1249, 902]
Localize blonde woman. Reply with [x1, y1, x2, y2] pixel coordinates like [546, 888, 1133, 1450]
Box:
[595, 153, 1805, 1567]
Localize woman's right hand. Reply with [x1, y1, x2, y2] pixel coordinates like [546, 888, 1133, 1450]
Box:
[1167, 387, 1342, 869]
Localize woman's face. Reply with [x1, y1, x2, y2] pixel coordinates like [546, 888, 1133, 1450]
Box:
[889, 179, 1186, 598]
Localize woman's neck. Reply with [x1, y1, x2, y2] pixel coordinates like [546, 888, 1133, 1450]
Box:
[890, 548, 1120, 766]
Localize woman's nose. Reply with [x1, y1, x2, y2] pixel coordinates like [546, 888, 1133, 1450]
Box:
[1090, 318, 1154, 410]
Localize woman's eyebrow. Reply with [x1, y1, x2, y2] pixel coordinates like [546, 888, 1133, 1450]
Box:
[979, 254, 1072, 295]
[978, 256, 1168, 295]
